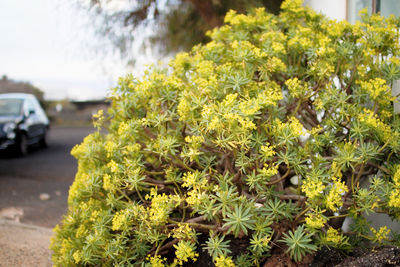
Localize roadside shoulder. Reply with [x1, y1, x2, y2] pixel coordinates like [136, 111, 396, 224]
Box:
[0, 218, 53, 266]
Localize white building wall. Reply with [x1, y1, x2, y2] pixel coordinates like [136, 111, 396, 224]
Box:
[303, 0, 347, 21]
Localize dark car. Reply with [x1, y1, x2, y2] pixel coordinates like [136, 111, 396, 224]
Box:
[0, 93, 49, 156]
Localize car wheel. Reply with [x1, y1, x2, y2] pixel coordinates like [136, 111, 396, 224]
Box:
[16, 134, 28, 157]
[39, 131, 47, 148]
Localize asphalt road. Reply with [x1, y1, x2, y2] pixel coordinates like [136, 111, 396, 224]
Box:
[0, 126, 94, 228]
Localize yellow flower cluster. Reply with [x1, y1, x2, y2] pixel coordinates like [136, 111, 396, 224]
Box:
[305, 210, 327, 229]
[75, 224, 87, 238]
[193, 74, 214, 93]
[92, 109, 105, 128]
[182, 171, 207, 190]
[112, 209, 130, 231]
[289, 117, 305, 137]
[73, 250, 82, 264]
[135, 79, 154, 99]
[185, 135, 204, 145]
[265, 57, 287, 73]
[230, 40, 267, 60]
[185, 190, 206, 207]
[370, 226, 391, 243]
[388, 167, 400, 208]
[103, 174, 114, 191]
[172, 223, 197, 241]
[214, 255, 236, 267]
[177, 97, 191, 122]
[207, 116, 221, 132]
[107, 160, 119, 173]
[57, 237, 73, 260]
[117, 121, 130, 137]
[274, 117, 305, 138]
[271, 42, 286, 54]
[310, 126, 323, 136]
[358, 78, 391, 101]
[173, 241, 199, 265]
[203, 88, 282, 140]
[356, 64, 368, 79]
[70, 133, 100, 158]
[326, 177, 348, 212]
[260, 143, 276, 159]
[288, 35, 313, 51]
[223, 113, 257, 131]
[222, 93, 238, 107]
[162, 75, 185, 91]
[309, 61, 335, 79]
[70, 144, 84, 159]
[393, 166, 400, 185]
[249, 86, 283, 110]
[182, 135, 205, 161]
[259, 31, 287, 46]
[285, 77, 308, 98]
[147, 254, 166, 267]
[325, 228, 342, 244]
[146, 188, 181, 225]
[358, 109, 392, 142]
[171, 52, 190, 74]
[313, 97, 324, 111]
[330, 162, 342, 178]
[124, 143, 141, 154]
[182, 172, 209, 208]
[238, 98, 261, 117]
[105, 140, 116, 158]
[224, 9, 267, 28]
[316, 44, 335, 58]
[326, 20, 350, 38]
[259, 163, 279, 178]
[301, 179, 325, 200]
[195, 60, 215, 78]
[207, 117, 258, 138]
[281, 0, 304, 13]
[204, 93, 263, 135]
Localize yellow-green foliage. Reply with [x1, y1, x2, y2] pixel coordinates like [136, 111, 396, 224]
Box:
[51, 0, 400, 265]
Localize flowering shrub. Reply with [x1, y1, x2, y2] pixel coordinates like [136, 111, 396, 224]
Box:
[51, 0, 400, 265]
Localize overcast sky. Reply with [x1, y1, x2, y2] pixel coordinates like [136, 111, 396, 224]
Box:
[0, 0, 134, 101]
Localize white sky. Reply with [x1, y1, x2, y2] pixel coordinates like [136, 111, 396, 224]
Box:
[0, 0, 134, 101]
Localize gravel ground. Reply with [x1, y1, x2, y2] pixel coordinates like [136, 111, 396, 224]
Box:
[0, 219, 52, 266]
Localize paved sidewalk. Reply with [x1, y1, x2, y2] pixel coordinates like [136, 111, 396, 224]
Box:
[0, 218, 52, 267]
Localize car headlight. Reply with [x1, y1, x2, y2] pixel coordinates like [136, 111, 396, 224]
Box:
[3, 122, 16, 139]
[3, 122, 16, 133]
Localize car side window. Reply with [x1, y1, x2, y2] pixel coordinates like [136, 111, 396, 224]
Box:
[24, 99, 36, 116]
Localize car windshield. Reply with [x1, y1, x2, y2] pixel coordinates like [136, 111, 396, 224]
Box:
[0, 99, 23, 116]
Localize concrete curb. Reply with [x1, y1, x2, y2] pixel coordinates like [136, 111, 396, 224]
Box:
[0, 218, 53, 233]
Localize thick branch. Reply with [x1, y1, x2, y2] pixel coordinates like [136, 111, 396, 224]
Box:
[266, 169, 290, 186]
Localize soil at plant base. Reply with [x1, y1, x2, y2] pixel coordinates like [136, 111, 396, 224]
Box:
[316, 246, 400, 267]
[262, 246, 400, 267]
[159, 234, 400, 266]
[266, 246, 400, 267]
